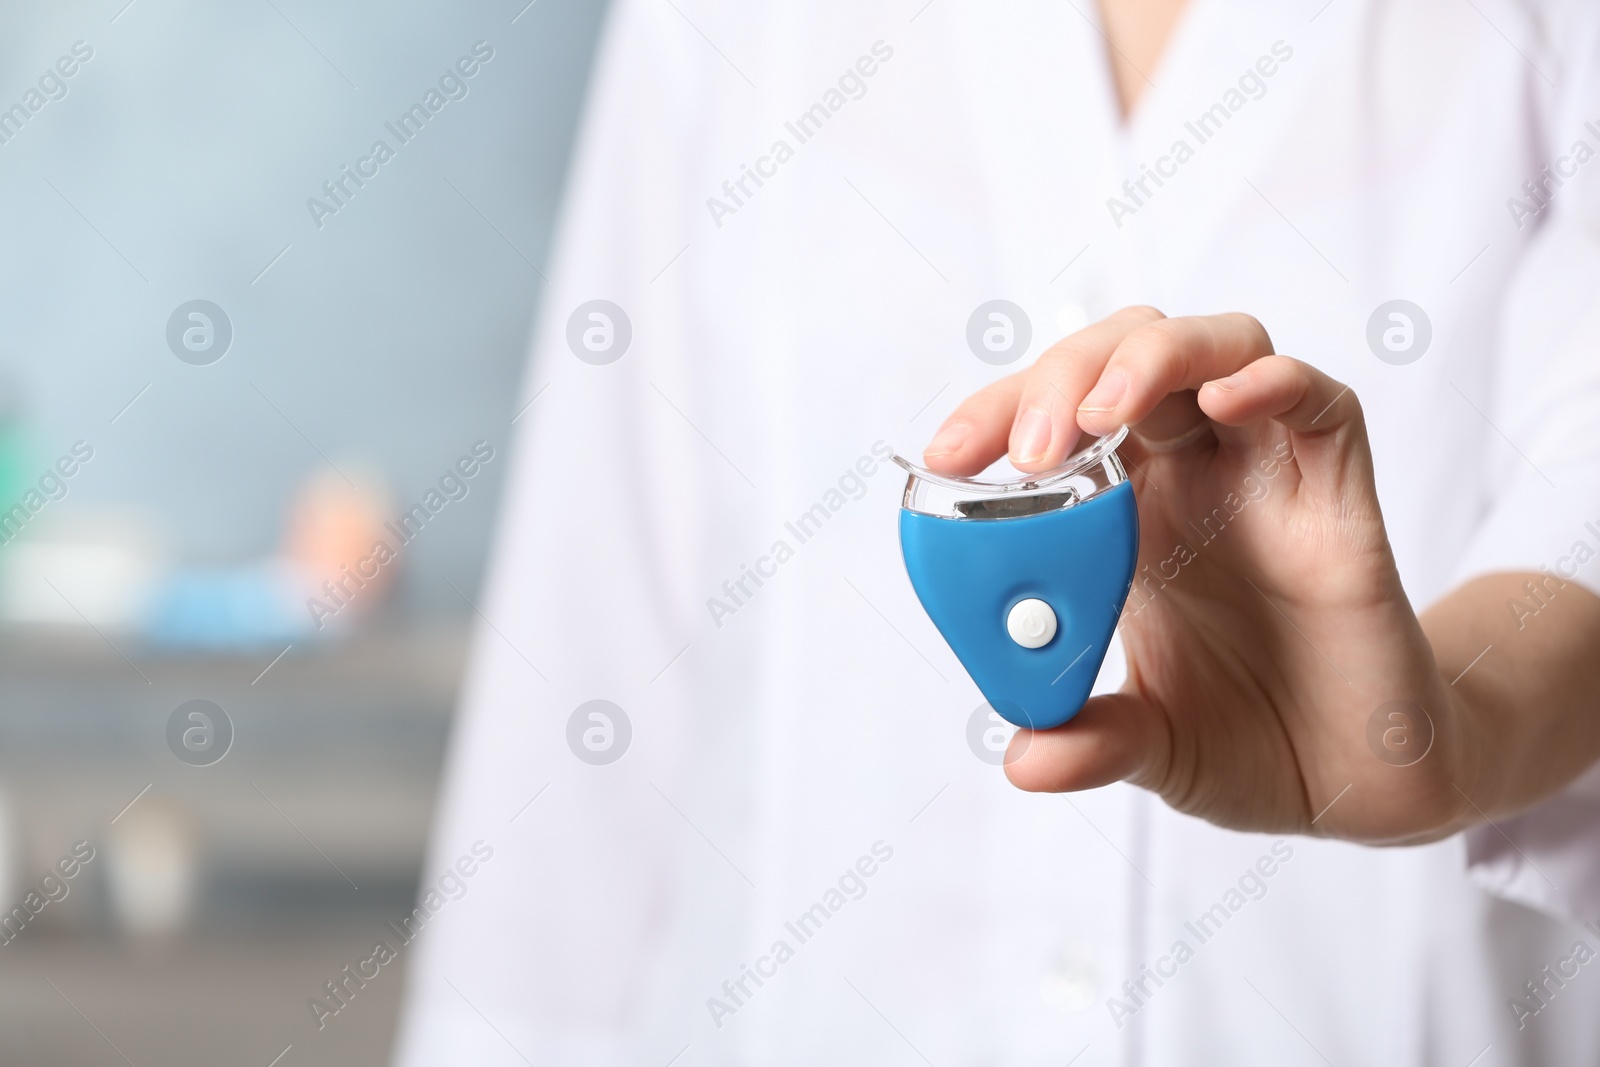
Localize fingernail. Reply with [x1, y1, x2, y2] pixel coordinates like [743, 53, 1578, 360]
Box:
[1012, 408, 1053, 464]
[925, 421, 970, 458]
[1078, 369, 1129, 414]
[1206, 372, 1246, 392]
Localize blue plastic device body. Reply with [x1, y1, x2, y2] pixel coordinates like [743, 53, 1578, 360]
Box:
[899, 480, 1139, 729]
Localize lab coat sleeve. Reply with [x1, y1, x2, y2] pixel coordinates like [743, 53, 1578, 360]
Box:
[1452, 9, 1600, 925]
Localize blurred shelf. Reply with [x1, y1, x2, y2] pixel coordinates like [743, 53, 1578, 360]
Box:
[0, 924, 408, 1067]
[0, 618, 470, 702]
[0, 620, 475, 910]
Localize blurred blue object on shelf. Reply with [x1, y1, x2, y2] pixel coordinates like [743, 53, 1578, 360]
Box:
[143, 558, 313, 651]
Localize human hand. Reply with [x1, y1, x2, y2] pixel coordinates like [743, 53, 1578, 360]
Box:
[924, 306, 1478, 843]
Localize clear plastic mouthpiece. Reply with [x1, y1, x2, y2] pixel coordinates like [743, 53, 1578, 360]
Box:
[893, 426, 1130, 520]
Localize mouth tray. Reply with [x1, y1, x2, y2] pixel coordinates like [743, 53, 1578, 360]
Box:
[893, 426, 1129, 520]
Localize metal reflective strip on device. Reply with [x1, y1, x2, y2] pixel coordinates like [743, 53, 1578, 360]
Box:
[956, 489, 1080, 519]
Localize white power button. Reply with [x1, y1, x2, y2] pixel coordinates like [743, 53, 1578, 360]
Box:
[1006, 599, 1057, 649]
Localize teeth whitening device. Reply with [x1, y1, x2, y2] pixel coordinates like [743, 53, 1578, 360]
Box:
[894, 428, 1139, 730]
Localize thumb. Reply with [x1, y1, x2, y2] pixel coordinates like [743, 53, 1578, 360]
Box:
[1004, 692, 1171, 794]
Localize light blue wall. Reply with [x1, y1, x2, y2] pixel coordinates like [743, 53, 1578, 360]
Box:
[0, 0, 608, 614]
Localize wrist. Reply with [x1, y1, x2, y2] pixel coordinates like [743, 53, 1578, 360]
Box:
[1354, 664, 1496, 847]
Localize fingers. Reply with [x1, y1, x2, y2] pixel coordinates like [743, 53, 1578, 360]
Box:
[1006, 306, 1167, 471]
[1196, 353, 1353, 432]
[1196, 354, 1372, 497]
[925, 309, 1340, 484]
[1003, 692, 1171, 794]
[1076, 312, 1275, 439]
[928, 308, 1164, 476]
[921, 372, 1025, 475]
[924, 307, 1165, 475]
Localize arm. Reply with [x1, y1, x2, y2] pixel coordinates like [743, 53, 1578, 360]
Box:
[1426, 572, 1600, 830]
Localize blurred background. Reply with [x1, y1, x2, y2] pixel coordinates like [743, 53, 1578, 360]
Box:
[0, 2, 607, 1062]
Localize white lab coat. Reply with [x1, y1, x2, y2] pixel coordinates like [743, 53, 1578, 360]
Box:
[395, 1, 1600, 1063]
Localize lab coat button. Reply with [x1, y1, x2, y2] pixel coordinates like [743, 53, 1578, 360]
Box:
[1041, 940, 1101, 1011]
